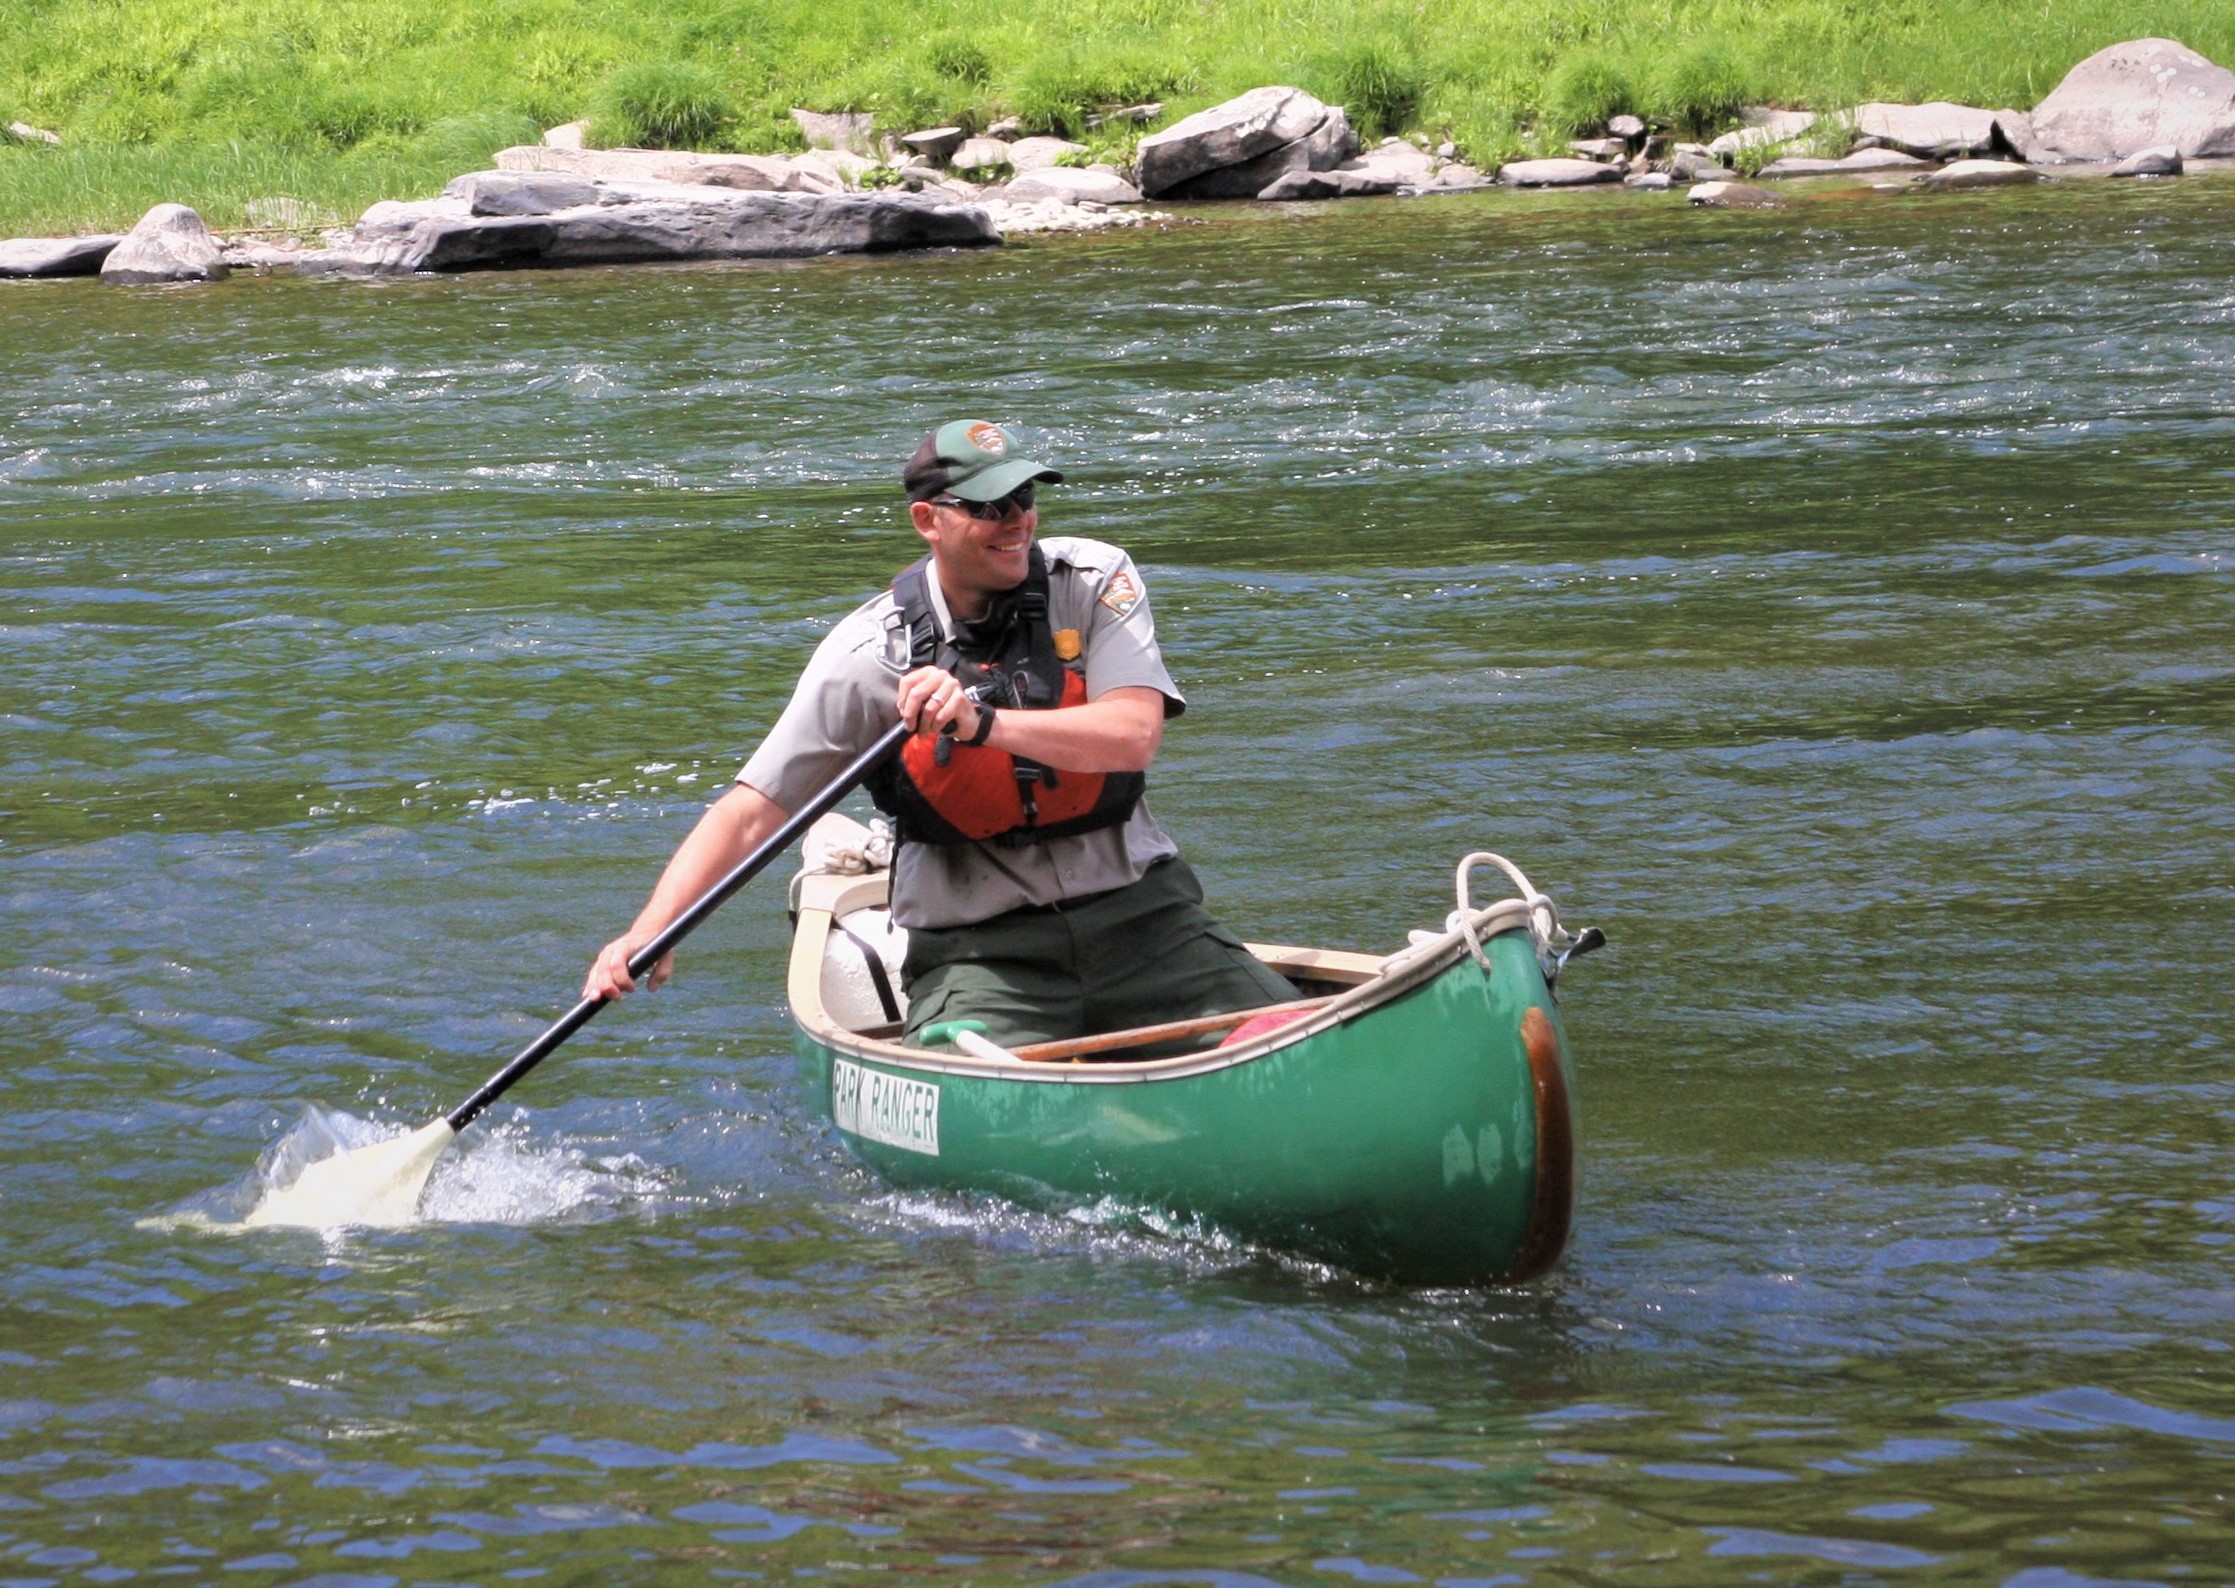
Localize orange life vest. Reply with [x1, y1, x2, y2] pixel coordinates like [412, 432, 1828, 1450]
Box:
[866, 550, 1145, 848]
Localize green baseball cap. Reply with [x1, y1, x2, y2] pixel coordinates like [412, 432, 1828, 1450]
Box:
[903, 420, 1065, 503]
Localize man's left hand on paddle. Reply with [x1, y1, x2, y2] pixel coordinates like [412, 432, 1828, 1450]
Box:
[897, 666, 981, 739]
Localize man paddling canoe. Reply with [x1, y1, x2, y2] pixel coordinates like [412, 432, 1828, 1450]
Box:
[585, 419, 1291, 1047]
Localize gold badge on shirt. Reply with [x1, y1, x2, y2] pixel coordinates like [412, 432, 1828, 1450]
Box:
[1054, 628, 1083, 661]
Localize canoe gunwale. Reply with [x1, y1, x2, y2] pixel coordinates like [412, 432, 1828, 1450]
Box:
[788, 868, 1552, 1085]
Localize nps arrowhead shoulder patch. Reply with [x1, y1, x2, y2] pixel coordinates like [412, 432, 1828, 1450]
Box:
[1098, 569, 1141, 618]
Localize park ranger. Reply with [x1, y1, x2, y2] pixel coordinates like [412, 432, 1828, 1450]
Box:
[584, 420, 1291, 1046]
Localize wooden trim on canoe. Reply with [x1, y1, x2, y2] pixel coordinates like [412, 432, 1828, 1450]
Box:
[1238, 944, 1384, 986]
[1007, 997, 1331, 1064]
[1504, 1005, 1574, 1282]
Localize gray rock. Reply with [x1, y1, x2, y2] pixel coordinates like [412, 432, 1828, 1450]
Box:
[444, 171, 604, 216]
[0, 234, 124, 277]
[6, 121, 62, 146]
[902, 127, 966, 162]
[1992, 110, 2038, 162]
[1569, 137, 1626, 161]
[2112, 143, 2184, 176]
[1687, 180, 1784, 208]
[1430, 163, 1490, 190]
[1609, 114, 1646, 142]
[1670, 151, 1737, 182]
[101, 204, 228, 284]
[1623, 170, 1674, 190]
[1003, 166, 1143, 204]
[985, 117, 1024, 140]
[496, 145, 826, 192]
[1918, 159, 2041, 191]
[791, 109, 877, 156]
[1709, 110, 1816, 158]
[1435, 140, 1458, 159]
[1757, 148, 1929, 178]
[1342, 141, 1435, 187]
[300, 180, 998, 276]
[1256, 167, 1375, 201]
[1135, 86, 1334, 196]
[542, 122, 588, 150]
[1852, 101, 2008, 159]
[2030, 37, 2235, 161]
[950, 137, 1014, 175]
[1162, 104, 1356, 200]
[1497, 157, 1623, 188]
[1007, 136, 1087, 173]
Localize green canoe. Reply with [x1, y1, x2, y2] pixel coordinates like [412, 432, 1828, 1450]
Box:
[789, 852, 1589, 1284]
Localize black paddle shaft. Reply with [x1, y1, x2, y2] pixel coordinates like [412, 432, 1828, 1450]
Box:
[445, 718, 912, 1132]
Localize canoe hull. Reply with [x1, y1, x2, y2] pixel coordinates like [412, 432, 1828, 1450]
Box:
[796, 927, 1574, 1284]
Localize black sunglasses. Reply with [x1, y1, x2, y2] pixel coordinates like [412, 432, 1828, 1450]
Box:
[935, 483, 1036, 520]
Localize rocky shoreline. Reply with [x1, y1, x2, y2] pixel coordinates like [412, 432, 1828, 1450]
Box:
[5, 35, 2231, 284]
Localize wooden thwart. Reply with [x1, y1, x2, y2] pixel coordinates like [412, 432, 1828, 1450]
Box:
[1006, 997, 1331, 1064]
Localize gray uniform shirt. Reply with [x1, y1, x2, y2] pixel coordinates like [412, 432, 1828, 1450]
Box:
[738, 536, 1184, 930]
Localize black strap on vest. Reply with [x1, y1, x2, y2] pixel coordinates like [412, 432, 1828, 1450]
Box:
[865, 550, 1144, 847]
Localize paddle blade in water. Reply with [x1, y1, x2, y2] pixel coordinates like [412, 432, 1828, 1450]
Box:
[242, 1117, 457, 1229]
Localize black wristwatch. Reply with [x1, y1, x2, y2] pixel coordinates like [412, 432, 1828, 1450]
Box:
[962, 704, 998, 746]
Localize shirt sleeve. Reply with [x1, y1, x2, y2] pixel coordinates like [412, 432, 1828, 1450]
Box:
[1072, 549, 1186, 718]
[736, 619, 895, 813]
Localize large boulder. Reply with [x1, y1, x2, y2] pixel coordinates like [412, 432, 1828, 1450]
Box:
[1135, 86, 1335, 196]
[100, 204, 227, 284]
[495, 145, 835, 193]
[2112, 144, 2183, 176]
[1498, 158, 1623, 188]
[1260, 139, 1432, 200]
[1919, 159, 2041, 191]
[1002, 166, 1143, 204]
[1161, 104, 1357, 200]
[1852, 101, 2026, 159]
[444, 172, 602, 216]
[0, 234, 124, 277]
[1757, 148, 1928, 178]
[1708, 109, 1816, 158]
[298, 177, 996, 276]
[2030, 38, 2235, 161]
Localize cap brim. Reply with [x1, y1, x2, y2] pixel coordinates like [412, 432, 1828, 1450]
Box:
[948, 460, 1064, 500]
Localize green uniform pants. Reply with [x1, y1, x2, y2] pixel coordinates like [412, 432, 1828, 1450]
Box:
[900, 856, 1296, 1050]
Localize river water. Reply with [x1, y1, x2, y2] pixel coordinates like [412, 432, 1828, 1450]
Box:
[4, 177, 2232, 1584]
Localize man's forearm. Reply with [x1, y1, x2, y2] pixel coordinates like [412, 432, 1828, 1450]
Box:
[975, 687, 1164, 773]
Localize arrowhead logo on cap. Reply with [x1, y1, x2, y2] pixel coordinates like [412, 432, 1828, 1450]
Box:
[965, 422, 1007, 457]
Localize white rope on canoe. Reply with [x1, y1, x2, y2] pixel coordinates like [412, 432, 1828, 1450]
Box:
[1452, 851, 1558, 971]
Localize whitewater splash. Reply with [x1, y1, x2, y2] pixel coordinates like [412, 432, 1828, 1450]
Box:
[146, 1106, 664, 1234]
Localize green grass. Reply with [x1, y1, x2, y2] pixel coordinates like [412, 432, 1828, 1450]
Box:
[3, 0, 2232, 232]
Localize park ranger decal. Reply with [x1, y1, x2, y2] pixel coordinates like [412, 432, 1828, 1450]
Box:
[1099, 569, 1141, 618]
[832, 1058, 940, 1155]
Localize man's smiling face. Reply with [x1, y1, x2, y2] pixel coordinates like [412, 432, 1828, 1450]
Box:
[917, 492, 1038, 616]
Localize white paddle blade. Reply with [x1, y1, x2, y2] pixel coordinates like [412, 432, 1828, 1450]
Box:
[242, 1119, 457, 1229]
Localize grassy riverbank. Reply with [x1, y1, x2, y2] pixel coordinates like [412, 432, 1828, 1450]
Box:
[5, 0, 2233, 233]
